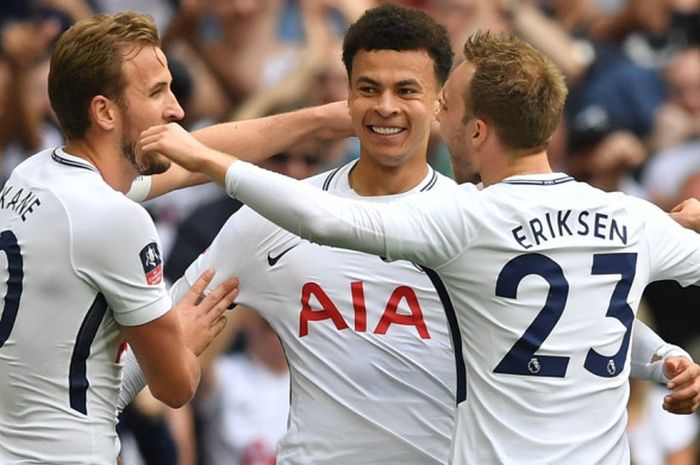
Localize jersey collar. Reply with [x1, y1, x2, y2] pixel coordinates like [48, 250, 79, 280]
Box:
[332, 159, 439, 197]
[500, 172, 574, 186]
[51, 147, 99, 173]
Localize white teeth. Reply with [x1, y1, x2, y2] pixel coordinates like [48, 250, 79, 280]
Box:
[371, 126, 403, 135]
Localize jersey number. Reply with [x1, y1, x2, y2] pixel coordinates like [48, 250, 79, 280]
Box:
[0, 230, 23, 348]
[0, 229, 97, 415]
[494, 252, 637, 378]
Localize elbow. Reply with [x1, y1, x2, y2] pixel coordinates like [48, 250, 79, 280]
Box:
[149, 376, 198, 408]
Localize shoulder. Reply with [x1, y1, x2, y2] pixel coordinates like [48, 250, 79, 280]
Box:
[66, 189, 160, 265]
[432, 170, 458, 188]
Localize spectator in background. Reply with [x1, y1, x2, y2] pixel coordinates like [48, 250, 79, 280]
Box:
[0, 3, 67, 181]
[585, 0, 700, 70]
[196, 308, 289, 465]
[650, 47, 700, 151]
[161, 0, 305, 121]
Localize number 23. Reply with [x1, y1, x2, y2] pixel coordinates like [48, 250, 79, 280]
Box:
[494, 252, 637, 378]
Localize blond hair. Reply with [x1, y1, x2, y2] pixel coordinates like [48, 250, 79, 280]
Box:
[462, 32, 568, 152]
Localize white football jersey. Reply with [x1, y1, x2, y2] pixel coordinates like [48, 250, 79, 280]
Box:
[226, 166, 700, 465]
[0, 148, 172, 464]
[172, 161, 459, 465]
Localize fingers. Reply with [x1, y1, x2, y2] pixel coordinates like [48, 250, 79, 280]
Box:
[666, 359, 698, 388]
[670, 201, 686, 213]
[185, 269, 215, 305]
[199, 278, 238, 316]
[139, 125, 170, 154]
[211, 313, 228, 338]
[663, 356, 686, 383]
[663, 361, 700, 414]
[663, 387, 700, 414]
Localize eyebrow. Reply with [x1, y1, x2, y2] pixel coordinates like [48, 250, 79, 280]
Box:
[354, 76, 422, 88]
[148, 81, 168, 94]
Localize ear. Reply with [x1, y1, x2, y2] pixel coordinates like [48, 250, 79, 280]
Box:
[90, 95, 117, 132]
[472, 118, 488, 148]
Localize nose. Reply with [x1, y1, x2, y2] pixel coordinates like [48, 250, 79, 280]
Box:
[165, 89, 185, 122]
[374, 90, 399, 118]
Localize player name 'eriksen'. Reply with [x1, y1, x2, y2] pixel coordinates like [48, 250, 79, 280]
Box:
[511, 209, 627, 250]
[0, 185, 41, 222]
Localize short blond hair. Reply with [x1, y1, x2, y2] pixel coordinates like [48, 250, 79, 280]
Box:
[462, 32, 568, 152]
[48, 12, 160, 141]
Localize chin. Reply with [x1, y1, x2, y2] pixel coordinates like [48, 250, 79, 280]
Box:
[140, 157, 172, 176]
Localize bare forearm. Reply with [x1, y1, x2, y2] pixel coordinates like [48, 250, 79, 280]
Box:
[193, 102, 351, 162]
[147, 164, 210, 200]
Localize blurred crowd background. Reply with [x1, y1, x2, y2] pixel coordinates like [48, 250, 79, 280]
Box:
[0, 1, 699, 464]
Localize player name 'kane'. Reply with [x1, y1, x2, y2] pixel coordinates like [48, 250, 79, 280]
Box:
[511, 209, 628, 250]
[0, 185, 41, 222]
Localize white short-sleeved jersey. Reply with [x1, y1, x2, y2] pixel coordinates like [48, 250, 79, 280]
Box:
[226, 166, 700, 465]
[0, 148, 172, 464]
[173, 161, 459, 465]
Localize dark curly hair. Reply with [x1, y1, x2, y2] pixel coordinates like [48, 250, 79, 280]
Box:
[342, 3, 453, 85]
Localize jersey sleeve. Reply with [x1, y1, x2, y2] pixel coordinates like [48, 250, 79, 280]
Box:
[631, 197, 700, 286]
[72, 199, 171, 326]
[381, 183, 481, 268]
[225, 161, 477, 268]
[172, 207, 261, 305]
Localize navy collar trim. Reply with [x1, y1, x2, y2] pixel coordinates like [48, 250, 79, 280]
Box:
[502, 176, 574, 186]
[420, 168, 438, 192]
[51, 149, 99, 173]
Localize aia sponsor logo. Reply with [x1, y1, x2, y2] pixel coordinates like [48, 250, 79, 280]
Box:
[139, 242, 162, 285]
[299, 281, 430, 338]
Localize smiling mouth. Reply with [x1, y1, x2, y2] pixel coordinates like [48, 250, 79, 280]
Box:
[368, 125, 405, 136]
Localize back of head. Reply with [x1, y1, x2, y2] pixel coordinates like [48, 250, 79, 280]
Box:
[48, 12, 159, 141]
[463, 32, 567, 153]
[342, 3, 453, 85]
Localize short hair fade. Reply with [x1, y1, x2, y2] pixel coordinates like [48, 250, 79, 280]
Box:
[342, 4, 453, 86]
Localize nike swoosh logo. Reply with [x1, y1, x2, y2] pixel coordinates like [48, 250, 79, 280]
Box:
[267, 244, 299, 266]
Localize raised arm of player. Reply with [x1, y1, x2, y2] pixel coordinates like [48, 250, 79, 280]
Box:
[132, 101, 353, 200]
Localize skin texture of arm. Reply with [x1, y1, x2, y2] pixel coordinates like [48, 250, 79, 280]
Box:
[144, 101, 352, 199]
[119, 270, 238, 408]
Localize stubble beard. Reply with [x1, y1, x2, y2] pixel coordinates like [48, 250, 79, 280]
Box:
[121, 127, 170, 176]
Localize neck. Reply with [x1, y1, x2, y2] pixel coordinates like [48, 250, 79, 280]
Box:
[481, 150, 553, 187]
[349, 155, 429, 196]
[64, 138, 136, 193]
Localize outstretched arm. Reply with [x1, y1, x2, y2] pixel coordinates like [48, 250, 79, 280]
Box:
[140, 122, 390, 254]
[135, 102, 353, 200]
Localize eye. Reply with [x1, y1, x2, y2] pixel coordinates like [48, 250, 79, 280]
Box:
[150, 85, 166, 97]
[398, 87, 417, 96]
[358, 86, 377, 94]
